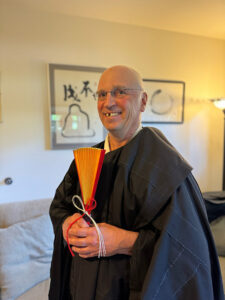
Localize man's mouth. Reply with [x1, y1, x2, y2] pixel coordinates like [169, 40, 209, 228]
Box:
[104, 112, 121, 117]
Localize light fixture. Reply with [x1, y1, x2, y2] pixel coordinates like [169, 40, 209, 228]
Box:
[211, 98, 225, 111]
[211, 98, 225, 190]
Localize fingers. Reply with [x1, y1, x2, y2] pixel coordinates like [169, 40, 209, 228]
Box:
[69, 227, 98, 244]
[71, 245, 99, 258]
[67, 222, 138, 258]
[72, 241, 99, 258]
[68, 226, 91, 238]
[62, 213, 89, 242]
[69, 227, 99, 257]
[76, 216, 89, 228]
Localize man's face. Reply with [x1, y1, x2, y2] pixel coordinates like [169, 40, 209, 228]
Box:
[97, 67, 146, 139]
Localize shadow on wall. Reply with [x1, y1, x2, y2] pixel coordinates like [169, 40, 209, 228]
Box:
[185, 98, 223, 191]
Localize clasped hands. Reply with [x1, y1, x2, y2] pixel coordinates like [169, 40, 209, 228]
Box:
[62, 213, 138, 259]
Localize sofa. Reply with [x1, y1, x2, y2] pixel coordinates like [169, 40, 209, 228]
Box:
[0, 198, 53, 300]
[220, 256, 225, 291]
[0, 198, 224, 299]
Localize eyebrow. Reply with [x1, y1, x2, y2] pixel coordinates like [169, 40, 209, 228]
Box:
[97, 85, 128, 91]
[112, 85, 127, 89]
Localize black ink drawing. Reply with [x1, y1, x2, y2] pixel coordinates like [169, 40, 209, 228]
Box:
[63, 84, 81, 102]
[61, 104, 95, 138]
[80, 81, 93, 97]
[150, 89, 174, 115]
[142, 79, 185, 124]
[49, 64, 105, 149]
[61, 81, 96, 138]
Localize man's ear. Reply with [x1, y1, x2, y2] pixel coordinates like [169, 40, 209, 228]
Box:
[140, 92, 148, 112]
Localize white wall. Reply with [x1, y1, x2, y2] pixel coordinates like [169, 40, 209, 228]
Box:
[1, 1, 225, 203]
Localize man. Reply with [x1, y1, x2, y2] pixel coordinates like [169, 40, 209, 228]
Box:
[49, 66, 224, 300]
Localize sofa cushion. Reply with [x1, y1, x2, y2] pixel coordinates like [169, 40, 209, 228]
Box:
[210, 216, 225, 257]
[0, 214, 54, 300]
[0, 198, 52, 228]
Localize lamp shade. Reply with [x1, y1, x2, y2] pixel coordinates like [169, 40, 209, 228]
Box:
[211, 98, 225, 110]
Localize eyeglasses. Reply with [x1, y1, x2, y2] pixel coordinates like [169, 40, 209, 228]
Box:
[96, 87, 143, 101]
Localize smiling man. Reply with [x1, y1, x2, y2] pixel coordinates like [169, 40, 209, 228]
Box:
[97, 66, 147, 147]
[49, 66, 224, 300]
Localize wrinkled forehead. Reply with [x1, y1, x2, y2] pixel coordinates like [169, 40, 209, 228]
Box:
[98, 66, 143, 90]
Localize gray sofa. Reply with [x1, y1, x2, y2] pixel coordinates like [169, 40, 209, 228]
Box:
[220, 256, 225, 291]
[0, 198, 224, 299]
[0, 199, 53, 300]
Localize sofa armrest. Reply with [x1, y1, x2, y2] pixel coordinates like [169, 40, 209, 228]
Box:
[0, 198, 52, 228]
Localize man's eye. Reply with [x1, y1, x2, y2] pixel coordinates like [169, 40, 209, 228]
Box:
[114, 89, 126, 96]
[98, 91, 107, 98]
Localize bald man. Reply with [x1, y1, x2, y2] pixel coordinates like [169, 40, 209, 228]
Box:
[49, 66, 224, 300]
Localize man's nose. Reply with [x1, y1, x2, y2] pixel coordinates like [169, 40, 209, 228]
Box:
[104, 91, 115, 107]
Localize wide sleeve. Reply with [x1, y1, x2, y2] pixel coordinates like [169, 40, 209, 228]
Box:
[49, 161, 79, 300]
[49, 218, 72, 300]
[49, 160, 79, 234]
[129, 175, 225, 300]
[129, 225, 160, 297]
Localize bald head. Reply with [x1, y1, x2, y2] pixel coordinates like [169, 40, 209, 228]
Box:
[98, 65, 144, 91]
[97, 65, 147, 143]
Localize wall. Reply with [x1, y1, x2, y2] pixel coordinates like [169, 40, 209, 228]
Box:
[1, 1, 225, 203]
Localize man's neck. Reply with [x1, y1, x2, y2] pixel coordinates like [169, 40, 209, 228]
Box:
[108, 135, 129, 151]
[106, 124, 142, 152]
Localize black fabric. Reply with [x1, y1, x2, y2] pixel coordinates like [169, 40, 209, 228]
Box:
[202, 191, 225, 222]
[49, 127, 224, 300]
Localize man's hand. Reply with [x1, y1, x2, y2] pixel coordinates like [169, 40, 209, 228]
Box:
[63, 215, 139, 258]
[62, 213, 89, 243]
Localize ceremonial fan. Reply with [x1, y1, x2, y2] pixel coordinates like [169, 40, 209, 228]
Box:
[66, 147, 106, 257]
[74, 147, 105, 208]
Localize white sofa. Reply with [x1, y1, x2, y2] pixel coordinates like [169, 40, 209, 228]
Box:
[0, 198, 53, 300]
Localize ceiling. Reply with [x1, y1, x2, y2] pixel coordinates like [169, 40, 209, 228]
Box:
[10, 0, 225, 40]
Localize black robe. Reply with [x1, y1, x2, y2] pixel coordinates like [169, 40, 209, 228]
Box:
[49, 127, 224, 300]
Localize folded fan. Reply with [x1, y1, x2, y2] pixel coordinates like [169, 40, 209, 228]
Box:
[66, 147, 106, 257]
[73, 147, 106, 206]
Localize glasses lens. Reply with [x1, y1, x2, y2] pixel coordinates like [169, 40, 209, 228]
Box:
[113, 88, 126, 98]
[97, 88, 131, 100]
[97, 91, 106, 100]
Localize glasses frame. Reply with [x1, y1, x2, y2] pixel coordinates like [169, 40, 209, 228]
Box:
[96, 87, 143, 101]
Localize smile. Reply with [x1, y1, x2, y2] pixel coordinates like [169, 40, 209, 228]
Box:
[104, 112, 121, 117]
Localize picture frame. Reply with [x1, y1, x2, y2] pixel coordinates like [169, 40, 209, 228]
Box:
[142, 79, 185, 124]
[48, 64, 185, 149]
[48, 64, 106, 149]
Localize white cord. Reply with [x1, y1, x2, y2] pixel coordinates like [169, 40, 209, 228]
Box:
[72, 195, 106, 258]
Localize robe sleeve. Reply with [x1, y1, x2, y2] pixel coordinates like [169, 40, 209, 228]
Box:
[129, 226, 160, 293]
[49, 160, 78, 234]
[129, 175, 225, 300]
[49, 161, 79, 300]
[49, 221, 72, 300]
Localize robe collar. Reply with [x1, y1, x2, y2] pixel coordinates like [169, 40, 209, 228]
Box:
[104, 124, 143, 153]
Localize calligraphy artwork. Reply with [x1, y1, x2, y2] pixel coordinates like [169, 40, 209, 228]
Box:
[142, 79, 185, 124]
[48, 64, 105, 149]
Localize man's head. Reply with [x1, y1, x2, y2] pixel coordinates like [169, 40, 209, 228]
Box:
[97, 65, 147, 140]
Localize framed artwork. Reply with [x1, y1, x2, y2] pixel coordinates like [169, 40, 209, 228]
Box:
[142, 79, 185, 124]
[48, 64, 105, 149]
